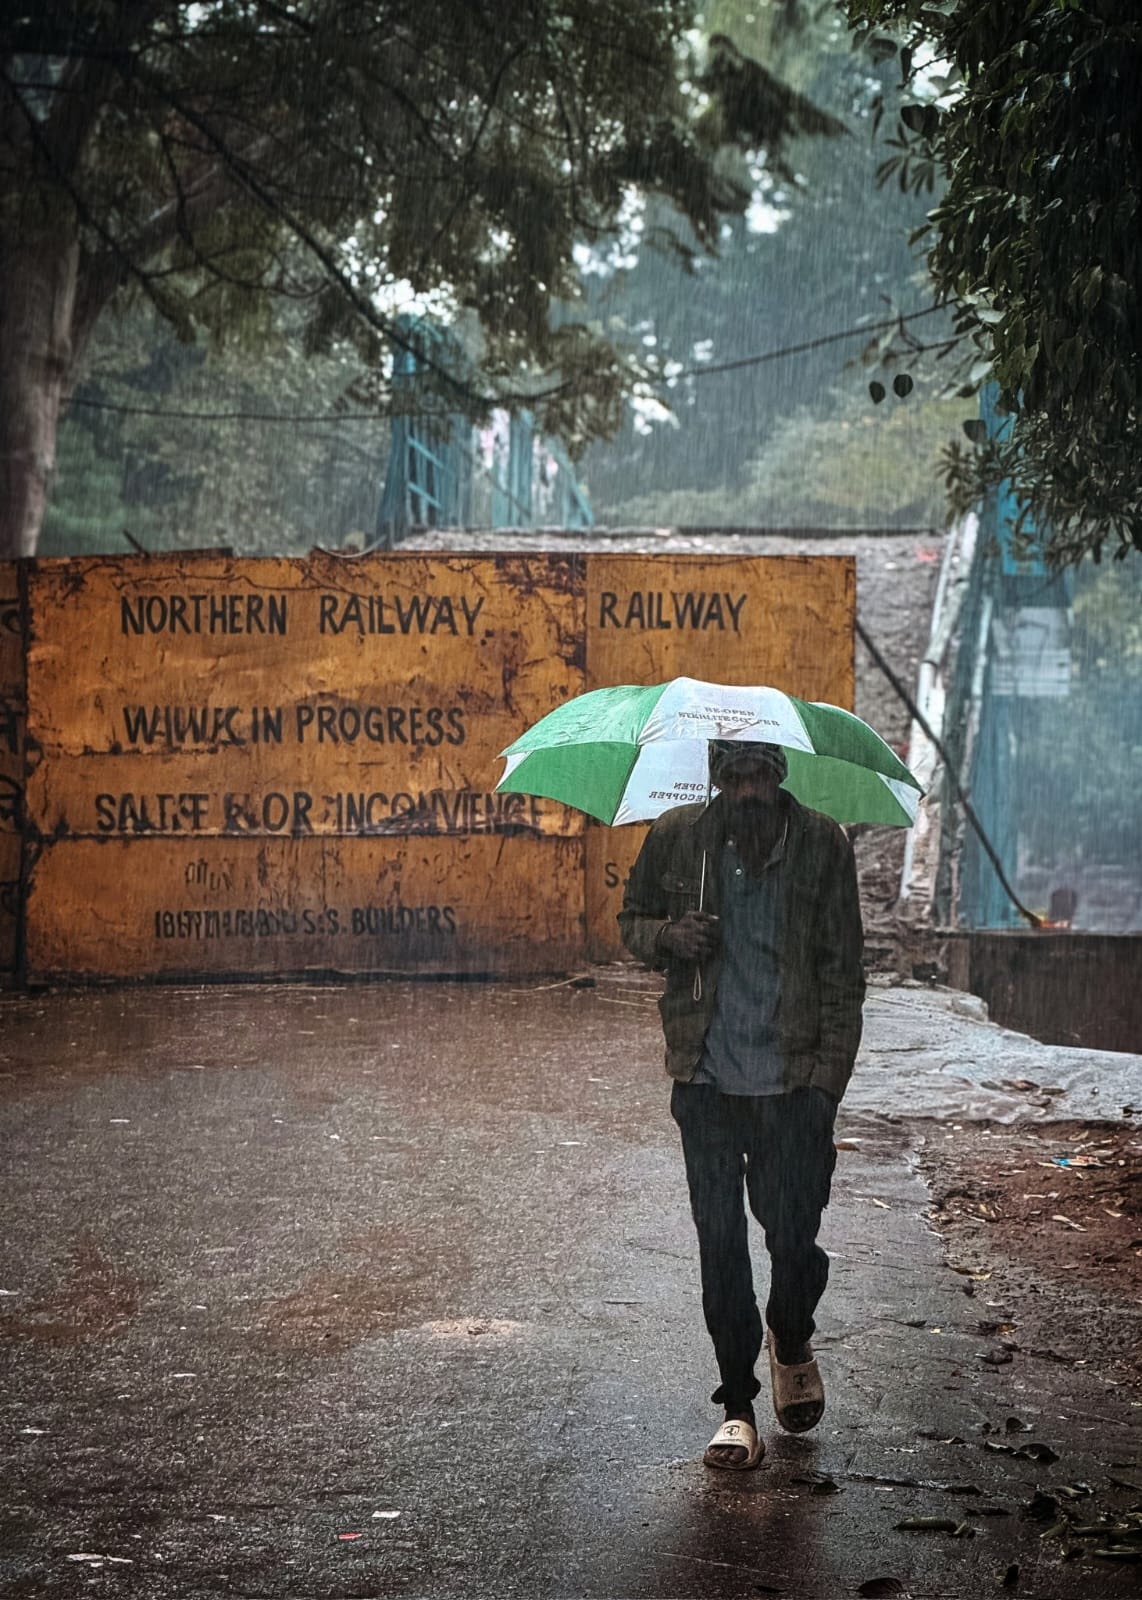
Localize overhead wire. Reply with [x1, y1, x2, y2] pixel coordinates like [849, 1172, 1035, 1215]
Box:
[67, 305, 946, 426]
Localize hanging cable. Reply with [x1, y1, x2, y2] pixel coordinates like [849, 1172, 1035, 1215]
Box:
[66, 306, 945, 425]
[854, 616, 1042, 928]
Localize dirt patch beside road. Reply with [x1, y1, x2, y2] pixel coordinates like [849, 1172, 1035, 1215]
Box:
[917, 1121, 1142, 1391]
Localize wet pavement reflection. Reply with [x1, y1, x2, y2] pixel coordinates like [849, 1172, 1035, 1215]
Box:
[1, 978, 1139, 1596]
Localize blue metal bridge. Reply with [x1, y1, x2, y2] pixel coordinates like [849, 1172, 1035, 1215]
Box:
[939, 385, 1077, 928]
[374, 322, 593, 547]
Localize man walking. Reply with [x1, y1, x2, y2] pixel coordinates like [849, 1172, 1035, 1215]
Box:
[619, 739, 864, 1470]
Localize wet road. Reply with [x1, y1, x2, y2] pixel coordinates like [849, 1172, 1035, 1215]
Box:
[2, 977, 1140, 1598]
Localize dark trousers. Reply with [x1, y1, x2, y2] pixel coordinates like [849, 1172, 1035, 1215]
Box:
[671, 1081, 838, 1411]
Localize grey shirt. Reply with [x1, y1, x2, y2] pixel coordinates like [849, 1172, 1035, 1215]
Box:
[692, 827, 786, 1095]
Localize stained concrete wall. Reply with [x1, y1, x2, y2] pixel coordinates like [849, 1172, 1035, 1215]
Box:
[4, 549, 855, 984]
[940, 930, 1142, 1054]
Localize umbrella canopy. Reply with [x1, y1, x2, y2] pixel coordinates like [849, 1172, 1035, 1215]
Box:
[497, 676, 922, 827]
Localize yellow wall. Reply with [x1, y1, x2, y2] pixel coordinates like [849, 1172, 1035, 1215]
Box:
[11, 551, 852, 982]
[583, 554, 854, 957]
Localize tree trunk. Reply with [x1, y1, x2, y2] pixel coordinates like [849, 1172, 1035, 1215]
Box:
[0, 233, 79, 559]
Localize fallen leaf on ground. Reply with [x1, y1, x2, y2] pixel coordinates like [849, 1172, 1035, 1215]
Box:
[792, 1472, 841, 1495]
[1039, 1520, 1069, 1541]
[894, 1517, 959, 1533]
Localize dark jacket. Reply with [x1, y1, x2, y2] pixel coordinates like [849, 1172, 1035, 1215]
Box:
[617, 792, 865, 1101]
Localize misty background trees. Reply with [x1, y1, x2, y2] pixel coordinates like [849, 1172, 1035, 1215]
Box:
[2, 0, 839, 558]
[8, 0, 966, 561]
[4, 2, 1138, 563]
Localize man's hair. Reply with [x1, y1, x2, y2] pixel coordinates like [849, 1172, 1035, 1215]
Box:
[708, 739, 789, 784]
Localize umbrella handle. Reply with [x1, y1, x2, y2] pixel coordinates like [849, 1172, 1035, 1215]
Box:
[692, 774, 712, 1003]
[692, 849, 707, 1002]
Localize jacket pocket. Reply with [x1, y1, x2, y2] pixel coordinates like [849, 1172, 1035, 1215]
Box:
[661, 871, 701, 920]
[658, 983, 706, 1076]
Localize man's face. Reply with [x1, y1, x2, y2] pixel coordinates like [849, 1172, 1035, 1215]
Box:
[717, 761, 781, 833]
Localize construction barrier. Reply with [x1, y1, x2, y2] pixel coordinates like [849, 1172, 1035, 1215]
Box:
[11, 550, 853, 982]
[583, 553, 855, 958]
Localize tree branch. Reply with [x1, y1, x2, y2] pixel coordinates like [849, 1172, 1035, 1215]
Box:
[121, 55, 580, 413]
[45, 1, 166, 175]
[0, 58, 163, 336]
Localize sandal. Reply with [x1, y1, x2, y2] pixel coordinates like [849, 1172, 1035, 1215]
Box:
[767, 1328, 825, 1433]
[702, 1416, 765, 1471]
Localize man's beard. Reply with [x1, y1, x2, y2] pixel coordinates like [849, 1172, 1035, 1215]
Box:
[727, 794, 780, 840]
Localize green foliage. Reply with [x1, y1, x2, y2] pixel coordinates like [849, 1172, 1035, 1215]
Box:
[592, 387, 965, 527]
[43, 306, 384, 557]
[841, 0, 1142, 560]
[2, 0, 844, 483]
[37, 425, 128, 556]
[12, 0, 947, 551]
[583, 0, 955, 524]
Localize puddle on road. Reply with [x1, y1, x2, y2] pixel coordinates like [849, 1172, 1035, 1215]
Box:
[254, 1221, 471, 1351]
[0, 1233, 146, 1344]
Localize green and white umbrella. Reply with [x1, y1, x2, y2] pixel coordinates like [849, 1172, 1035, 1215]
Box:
[497, 676, 922, 827]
